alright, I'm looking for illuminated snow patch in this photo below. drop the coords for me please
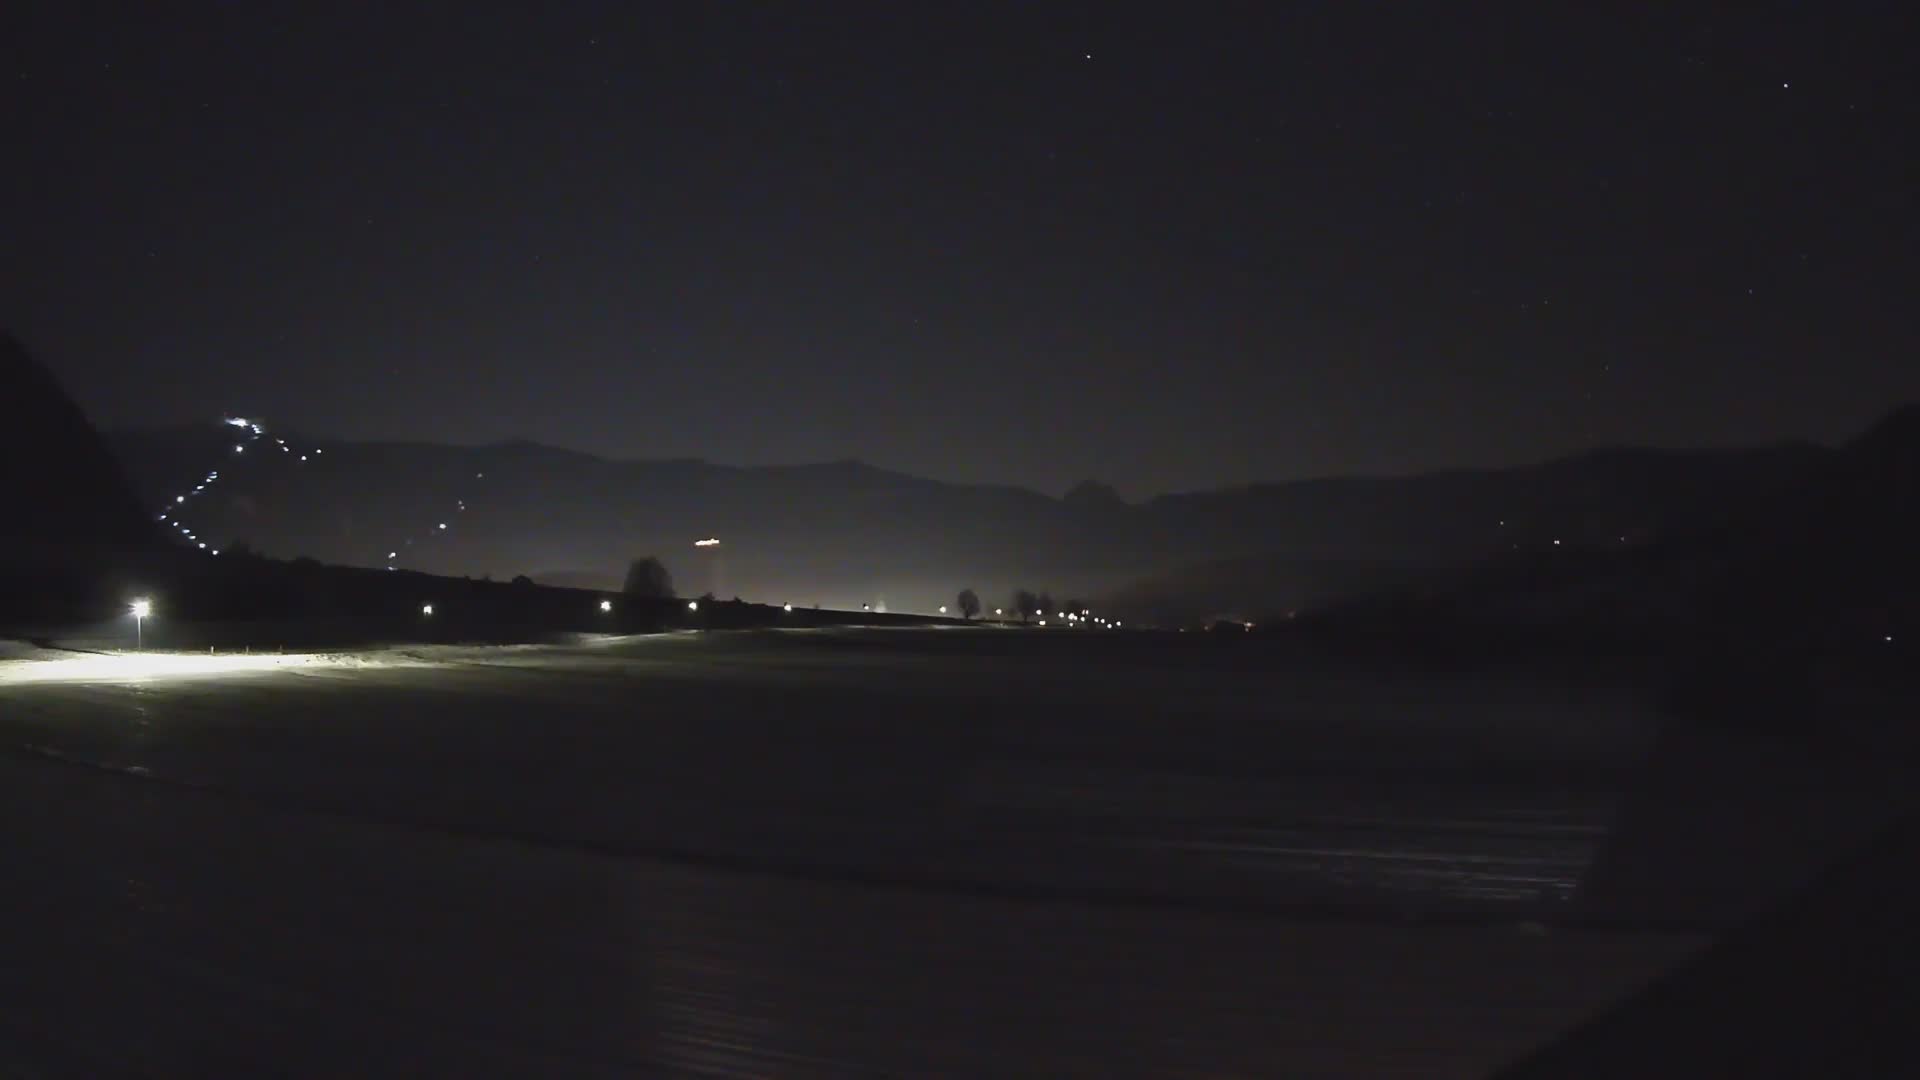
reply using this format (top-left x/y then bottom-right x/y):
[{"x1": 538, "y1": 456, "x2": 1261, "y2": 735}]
[{"x1": 0, "y1": 652, "x2": 341, "y2": 685}]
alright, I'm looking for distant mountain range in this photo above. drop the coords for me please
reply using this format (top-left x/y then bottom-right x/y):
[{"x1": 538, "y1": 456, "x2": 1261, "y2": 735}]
[
  {"x1": 103, "y1": 421, "x2": 1849, "y2": 619},
  {"x1": 1301, "y1": 403, "x2": 1920, "y2": 657}
]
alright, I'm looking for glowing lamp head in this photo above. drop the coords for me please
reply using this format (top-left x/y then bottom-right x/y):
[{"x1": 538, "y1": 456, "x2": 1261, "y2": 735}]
[
  {"x1": 129, "y1": 599, "x2": 152, "y2": 619},
  {"x1": 421, "y1": 603, "x2": 434, "y2": 616},
  {"x1": 783, "y1": 603, "x2": 793, "y2": 612},
  {"x1": 687, "y1": 600, "x2": 699, "y2": 612},
  {"x1": 599, "y1": 599, "x2": 613, "y2": 612},
  {"x1": 938, "y1": 605, "x2": 947, "y2": 614}
]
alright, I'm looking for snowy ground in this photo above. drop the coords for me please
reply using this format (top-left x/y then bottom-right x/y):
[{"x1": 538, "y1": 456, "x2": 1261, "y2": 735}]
[
  {"x1": 0, "y1": 628, "x2": 1705, "y2": 1075},
  {"x1": 1, "y1": 629, "x2": 1658, "y2": 914}
]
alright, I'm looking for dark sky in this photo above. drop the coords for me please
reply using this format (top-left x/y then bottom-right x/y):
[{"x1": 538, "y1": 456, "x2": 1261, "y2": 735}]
[{"x1": 6, "y1": 2, "x2": 1915, "y2": 496}]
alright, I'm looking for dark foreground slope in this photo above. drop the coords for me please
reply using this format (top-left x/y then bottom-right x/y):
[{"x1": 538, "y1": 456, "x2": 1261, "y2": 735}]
[
  {"x1": 1500, "y1": 811, "x2": 1920, "y2": 1078},
  {"x1": 0, "y1": 333, "x2": 162, "y2": 618}
]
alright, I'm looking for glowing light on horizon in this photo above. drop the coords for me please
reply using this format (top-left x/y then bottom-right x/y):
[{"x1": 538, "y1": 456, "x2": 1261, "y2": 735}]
[{"x1": 693, "y1": 537, "x2": 720, "y2": 547}]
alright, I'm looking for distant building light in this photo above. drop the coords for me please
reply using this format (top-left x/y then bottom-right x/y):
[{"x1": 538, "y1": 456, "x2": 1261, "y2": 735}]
[
  {"x1": 694, "y1": 537, "x2": 721, "y2": 547},
  {"x1": 599, "y1": 599, "x2": 613, "y2": 612},
  {"x1": 1552, "y1": 539, "x2": 1562, "y2": 546},
  {"x1": 1038, "y1": 619, "x2": 1047, "y2": 626},
  {"x1": 421, "y1": 603, "x2": 434, "y2": 616},
  {"x1": 234, "y1": 444, "x2": 244, "y2": 453}
]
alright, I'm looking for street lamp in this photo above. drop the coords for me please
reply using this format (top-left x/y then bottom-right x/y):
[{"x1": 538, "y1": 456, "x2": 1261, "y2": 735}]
[
  {"x1": 687, "y1": 600, "x2": 699, "y2": 612},
  {"x1": 421, "y1": 603, "x2": 434, "y2": 617},
  {"x1": 599, "y1": 599, "x2": 613, "y2": 613},
  {"x1": 938, "y1": 605, "x2": 948, "y2": 614},
  {"x1": 129, "y1": 598, "x2": 152, "y2": 651}
]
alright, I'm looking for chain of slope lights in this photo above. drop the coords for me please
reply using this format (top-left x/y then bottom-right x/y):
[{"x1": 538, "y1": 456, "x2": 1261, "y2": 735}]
[{"x1": 155, "y1": 417, "x2": 481, "y2": 571}]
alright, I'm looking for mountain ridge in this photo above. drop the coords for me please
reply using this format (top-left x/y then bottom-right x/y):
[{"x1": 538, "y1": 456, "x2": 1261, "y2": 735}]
[{"x1": 103, "y1": 417, "x2": 1865, "y2": 616}]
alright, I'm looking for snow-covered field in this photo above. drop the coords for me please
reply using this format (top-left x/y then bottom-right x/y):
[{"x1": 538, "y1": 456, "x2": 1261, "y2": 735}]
[
  {"x1": 1, "y1": 628, "x2": 1703, "y2": 1075},
  {"x1": 2, "y1": 628, "x2": 1656, "y2": 914}
]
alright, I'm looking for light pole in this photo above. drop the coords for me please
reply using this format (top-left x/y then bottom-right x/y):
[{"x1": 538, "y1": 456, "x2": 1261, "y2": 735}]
[{"x1": 129, "y1": 598, "x2": 152, "y2": 651}]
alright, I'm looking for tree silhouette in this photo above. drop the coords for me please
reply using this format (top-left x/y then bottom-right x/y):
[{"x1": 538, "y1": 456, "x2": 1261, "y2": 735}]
[
  {"x1": 1011, "y1": 589, "x2": 1039, "y2": 623},
  {"x1": 957, "y1": 587, "x2": 981, "y2": 620},
  {"x1": 623, "y1": 556, "x2": 674, "y2": 598},
  {"x1": 1037, "y1": 592, "x2": 1056, "y2": 618}
]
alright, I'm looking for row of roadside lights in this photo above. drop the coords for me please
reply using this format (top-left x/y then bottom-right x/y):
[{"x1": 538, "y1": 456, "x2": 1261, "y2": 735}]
[{"x1": 417, "y1": 599, "x2": 801, "y2": 618}]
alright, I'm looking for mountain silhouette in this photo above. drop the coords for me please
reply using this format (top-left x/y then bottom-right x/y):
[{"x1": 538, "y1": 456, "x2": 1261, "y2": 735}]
[
  {"x1": 1289, "y1": 403, "x2": 1918, "y2": 655},
  {"x1": 106, "y1": 420, "x2": 1839, "y2": 616}
]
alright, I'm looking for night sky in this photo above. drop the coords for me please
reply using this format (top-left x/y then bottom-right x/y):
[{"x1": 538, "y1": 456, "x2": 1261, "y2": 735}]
[{"x1": 7, "y1": 2, "x2": 1915, "y2": 496}]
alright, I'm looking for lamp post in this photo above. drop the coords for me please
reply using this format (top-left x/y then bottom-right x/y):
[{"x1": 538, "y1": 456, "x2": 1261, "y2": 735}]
[{"x1": 129, "y1": 598, "x2": 152, "y2": 651}]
